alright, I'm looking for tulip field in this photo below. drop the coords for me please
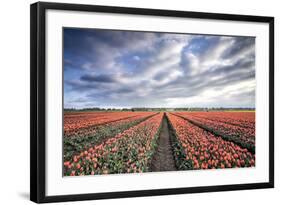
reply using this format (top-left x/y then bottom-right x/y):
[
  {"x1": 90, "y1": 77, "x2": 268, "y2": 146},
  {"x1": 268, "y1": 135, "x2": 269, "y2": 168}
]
[{"x1": 63, "y1": 111, "x2": 255, "y2": 176}]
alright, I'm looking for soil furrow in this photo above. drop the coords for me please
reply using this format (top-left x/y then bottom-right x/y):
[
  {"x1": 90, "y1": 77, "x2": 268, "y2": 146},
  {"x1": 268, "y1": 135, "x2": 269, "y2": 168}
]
[{"x1": 151, "y1": 114, "x2": 177, "y2": 172}]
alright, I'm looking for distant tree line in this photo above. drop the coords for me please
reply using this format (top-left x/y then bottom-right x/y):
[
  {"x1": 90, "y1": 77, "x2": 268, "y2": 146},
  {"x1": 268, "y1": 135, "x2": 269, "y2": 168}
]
[
  {"x1": 64, "y1": 107, "x2": 129, "y2": 112},
  {"x1": 64, "y1": 107, "x2": 255, "y2": 112},
  {"x1": 173, "y1": 107, "x2": 255, "y2": 111}
]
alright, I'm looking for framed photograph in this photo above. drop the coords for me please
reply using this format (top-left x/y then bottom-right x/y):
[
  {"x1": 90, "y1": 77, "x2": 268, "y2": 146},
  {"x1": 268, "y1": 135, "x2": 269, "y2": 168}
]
[{"x1": 30, "y1": 2, "x2": 274, "y2": 203}]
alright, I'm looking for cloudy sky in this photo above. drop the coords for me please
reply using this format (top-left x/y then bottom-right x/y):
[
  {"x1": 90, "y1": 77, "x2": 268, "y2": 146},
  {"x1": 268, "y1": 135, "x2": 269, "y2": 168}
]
[{"x1": 64, "y1": 28, "x2": 255, "y2": 109}]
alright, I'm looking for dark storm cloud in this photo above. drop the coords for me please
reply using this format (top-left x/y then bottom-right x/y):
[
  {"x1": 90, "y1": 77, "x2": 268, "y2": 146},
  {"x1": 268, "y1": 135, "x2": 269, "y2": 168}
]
[
  {"x1": 115, "y1": 87, "x2": 135, "y2": 94},
  {"x1": 80, "y1": 74, "x2": 117, "y2": 83},
  {"x1": 64, "y1": 28, "x2": 158, "y2": 71},
  {"x1": 64, "y1": 28, "x2": 255, "y2": 108},
  {"x1": 65, "y1": 80, "x2": 104, "y2": 91}
]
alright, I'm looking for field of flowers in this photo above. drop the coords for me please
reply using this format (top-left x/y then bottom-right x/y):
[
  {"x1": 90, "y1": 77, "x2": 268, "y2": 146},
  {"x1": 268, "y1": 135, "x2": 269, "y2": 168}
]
[
  {"x1": 63, "y1": 110, "x2": 255, "y2": 176},
  {"x1": 174, "y1": 112, "x2": 255, "y2": 153},
  {"x1": 64, "y1": 111, "x2": 155, "y2": 136},
  {"x1": 186, "y1": 112, "x2": 255, "y2": 129},
  {"x1": 166, "y1": 113, "x2": 255, "y2": 170},
  {"x1": 64, "y1": 112, "x2": 157, "y2": 161},
  {"x1": 64, "y1": 113, "x2": 163, "y2": 176}
]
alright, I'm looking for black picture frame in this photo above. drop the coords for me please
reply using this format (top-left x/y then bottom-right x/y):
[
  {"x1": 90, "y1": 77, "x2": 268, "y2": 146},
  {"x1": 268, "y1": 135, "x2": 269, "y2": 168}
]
[{"x1": 30, "y1": 1, "x2": 274, "y2": 203}]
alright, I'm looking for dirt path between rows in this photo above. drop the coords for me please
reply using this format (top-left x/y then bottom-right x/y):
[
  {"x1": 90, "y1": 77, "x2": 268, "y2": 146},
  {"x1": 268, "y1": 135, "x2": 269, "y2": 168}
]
[{"x1": 151, "y1": 114, "x2": 177, "y2": 172}]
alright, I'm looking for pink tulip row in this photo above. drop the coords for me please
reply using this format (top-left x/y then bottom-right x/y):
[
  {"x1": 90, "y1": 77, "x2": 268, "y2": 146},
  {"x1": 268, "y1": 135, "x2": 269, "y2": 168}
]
[
  {"x1": 64, "y1": 111, "x2": 156, "y2": 134},
  {"x1": 167, "y1": 113, "x2": 255, "y2": 170},
  {"x1": 64, "y1": 112, "x2": 156, "y2": 138},
  {"x1": 186, "y1": 112, "x2": 255, "y2": 129},
  {"x1": 175, "y1": 112, "x2": 255, "y2": 147},
  {"x1": 64, "y1": 113, "x2": 164, "y2": 176}
]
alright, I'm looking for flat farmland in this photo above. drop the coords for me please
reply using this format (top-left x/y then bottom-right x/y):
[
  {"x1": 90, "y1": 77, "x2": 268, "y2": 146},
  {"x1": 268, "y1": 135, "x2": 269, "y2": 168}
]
[{"x1": 63, "y1": 111, "x2": 255, "y2": 176}]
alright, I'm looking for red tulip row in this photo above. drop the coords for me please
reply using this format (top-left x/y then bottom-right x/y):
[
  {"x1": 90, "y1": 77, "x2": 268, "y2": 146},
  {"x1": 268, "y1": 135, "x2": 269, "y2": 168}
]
[
  {"x1": 167, "y1": 113, "x2": 255, "y2": 170},
  {"x1": 186, "y1": 112, "x2": 255, "y2": 129},
  {"x1": 63, "y1": 112, "x2": 159, "y2": 161},
  {"x1": 64, "y1": 112, "x2": 156, "y2": 138},
  {"x1": 174, "y1": 112, "x2": 255, "y2": 152},
  {"x1": 64, "y1": 113, "x2": 164, "y2": 176},
  {"x1": 64, "y1": 111, "x2": 156, "y2": 134}
]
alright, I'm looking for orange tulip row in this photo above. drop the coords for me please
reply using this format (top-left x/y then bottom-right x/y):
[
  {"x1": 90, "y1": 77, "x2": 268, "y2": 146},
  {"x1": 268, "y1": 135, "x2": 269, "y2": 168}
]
[
  {"x1": 64, "y1": 113, "x2": 164, "y2": 176},
  {"x1": 64, "y1": 112, "x2": 156, "y2": 138},
  {"x1": 183, "y1": 111, "x2": 255, "y2": 129},
  {"x1": 175, "y1": 112, "x2": 255, "y2": 147},
  {"x1": 167, "y1": 113, "x2": 255, "y2": 170},
  {"x1": 64, "y1": 111, "x2": 156, "y2": 134}
]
